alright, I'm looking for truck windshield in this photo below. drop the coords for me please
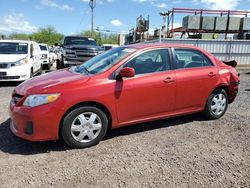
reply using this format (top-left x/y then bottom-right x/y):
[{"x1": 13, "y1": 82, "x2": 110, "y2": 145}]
[
  {"x1": 74, "y1": 47, "x2": 136, "y2": 75},
  {"x1": 64, "y1": 37, "x2": 97, "y2": 46},
  {"x1": 39, "y1": 45, "x2": 47, "y2": 51},
  {"x1": 0, "y1": 42, "x2": 28, "y2": 54}
]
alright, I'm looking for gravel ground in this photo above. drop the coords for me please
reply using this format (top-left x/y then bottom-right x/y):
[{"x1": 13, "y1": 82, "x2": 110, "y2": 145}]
[{"x1": 0, "y1": 70, "x2": 249, "y2": 188}]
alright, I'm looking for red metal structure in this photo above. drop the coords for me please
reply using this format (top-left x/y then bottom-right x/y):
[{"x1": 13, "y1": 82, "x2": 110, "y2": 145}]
[{"x1": 166, "y1": 8, "x2": 250, "y2": 38}]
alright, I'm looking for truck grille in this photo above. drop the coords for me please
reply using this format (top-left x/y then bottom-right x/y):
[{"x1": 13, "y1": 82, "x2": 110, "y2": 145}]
[{"x1": 76, "y1": 50, "x2": 98, "y2": 57}]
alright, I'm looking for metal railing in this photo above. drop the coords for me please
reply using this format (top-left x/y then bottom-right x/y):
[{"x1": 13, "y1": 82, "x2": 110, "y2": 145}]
[{"x1": 143, "y1": 38, "x2": 250, "y2": 65}]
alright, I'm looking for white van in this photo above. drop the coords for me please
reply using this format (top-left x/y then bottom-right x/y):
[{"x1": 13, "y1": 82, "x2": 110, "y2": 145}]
[{"x1": 0, "y1": 40, "x2": 42, "y2": 81}]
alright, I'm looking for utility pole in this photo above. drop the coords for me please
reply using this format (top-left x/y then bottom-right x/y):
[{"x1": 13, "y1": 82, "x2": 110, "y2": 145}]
[
  {"x1": 89, "y1": 0, "x2": 96, "y2": 36},
  {"x1": 160, "y1": 12, "x2": 169, "y2": 38}
]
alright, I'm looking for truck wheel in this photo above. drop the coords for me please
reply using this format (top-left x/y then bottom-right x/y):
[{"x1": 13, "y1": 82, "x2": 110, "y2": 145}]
[
  {"x1": 56, "y1": 60, "x2": 63, "y2": 70},
  {"x1": 61, "y1": 106, "x2": 108, "y2": 149}
]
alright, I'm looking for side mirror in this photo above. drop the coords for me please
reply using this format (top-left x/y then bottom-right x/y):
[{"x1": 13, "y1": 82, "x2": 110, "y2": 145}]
[{"x1": 117, "y1": 67, "x2": 135, "y2": 79}]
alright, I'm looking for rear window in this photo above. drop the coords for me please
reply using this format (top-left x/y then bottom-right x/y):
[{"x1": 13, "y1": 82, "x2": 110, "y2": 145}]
[{"x1": 174, "y1": 49, "x2": 213, "y2": 69}]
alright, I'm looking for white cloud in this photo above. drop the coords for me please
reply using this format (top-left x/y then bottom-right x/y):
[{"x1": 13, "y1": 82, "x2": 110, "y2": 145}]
[
  {"x1": 111, "y1": 19, "x2": 123, "y2": 26},
  {"x1": 40, "y1": 0, "x2": 73, "y2": 11},
  {"x1": 0, "y1": 13, "x2": 37, "y2": 33},
  {"x1": 199, "y1": 0, "x2": 239, "y2": 10},
  {"x1": 156, "y1": 3, "x2": 167, "y2": 8}
]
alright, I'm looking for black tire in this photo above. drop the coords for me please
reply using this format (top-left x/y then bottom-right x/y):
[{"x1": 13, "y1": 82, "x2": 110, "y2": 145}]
[
  {"x1": 203, "y1": 89, "x2": 228, "y2": 120},
  {"x1": 56, "y1": 59, "x2": 64, "y2": 70},
  {"x1": 42, "y1": 63, "x2": 51, "y2": 70},
  {"x1": 61, "y1": 106, "x2": 108, "y2": 149}
]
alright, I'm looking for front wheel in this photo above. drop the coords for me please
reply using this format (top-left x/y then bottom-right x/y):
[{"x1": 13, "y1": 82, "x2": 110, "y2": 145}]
[
  {"x1": 203, "y1": 89, "x2": 228, "y2": 120},
  {"x1": 61, "y1": 106, "x2": 108, "y2": 148}
]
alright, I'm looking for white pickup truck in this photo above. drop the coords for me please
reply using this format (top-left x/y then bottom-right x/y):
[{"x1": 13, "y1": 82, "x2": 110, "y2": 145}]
[
  {"x1": 0, "y1": 40, "x2": 42, "y2": 81},
  {"x1": 39, "y1": 43, "x2": 51, "y2": 69}
]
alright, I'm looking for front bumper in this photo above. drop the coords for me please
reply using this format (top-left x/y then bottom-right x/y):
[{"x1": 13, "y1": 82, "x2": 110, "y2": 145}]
[
  {"x1": 0, "y1": 64, "x2": 30, "y2": 81},
  {"x1": 229, "y1": 81, "x2": 239, "y2": 103},
  {"x1": 9, "y1": 101, "x2": 63, "y2": 141},
  {"x1": 41, "y1": 59, "x2": 49, "y2": 64}
]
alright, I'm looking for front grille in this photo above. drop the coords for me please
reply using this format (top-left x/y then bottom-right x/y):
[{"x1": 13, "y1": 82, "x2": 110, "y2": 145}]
[
  {"x1": 0, "y1": 76, "x2": 20, "y2": 80},
  {"x1": 0, "y1": 63, "x2": 8, "y2": 69},
  {"x1": 75, "y1": 50, "x2": 97, "y2": 58},
  {"x1": 12, "y1": 93, "x2": 24, "y2": 105},
  {"x1": 0, "y1": 72, "x2": 7, "y2": 76}
]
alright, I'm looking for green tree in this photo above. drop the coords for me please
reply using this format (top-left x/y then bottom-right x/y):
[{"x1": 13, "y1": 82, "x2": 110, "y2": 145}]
[
  {"x1": 8, "y1": 33, "x2": 31, "y2": 40},
  {"x1": 82, "y1": 31, "x2": 118, "y2": 45},
  {"x1": 82, "y1": 31, "x2": 102, "y2": 45},
  {"x1": 32, "y1": 26, "x2": 63, "y2": 46}
]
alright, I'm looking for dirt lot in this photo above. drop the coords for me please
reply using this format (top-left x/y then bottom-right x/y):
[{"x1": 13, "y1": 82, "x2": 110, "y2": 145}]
[{"x1": 0, "y1": 70, "x2": 249, "y2": 188}]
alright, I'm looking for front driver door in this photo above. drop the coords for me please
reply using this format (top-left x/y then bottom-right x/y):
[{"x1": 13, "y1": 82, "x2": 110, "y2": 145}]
[{"x1": 115, "y1": 48, "x2": 176, "y2": 124}]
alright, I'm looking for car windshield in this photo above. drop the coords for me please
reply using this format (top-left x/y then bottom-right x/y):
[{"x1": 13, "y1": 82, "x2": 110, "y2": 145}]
[
  {"x1": 0, "y1": 42, "x2": 28, "y2": 54},
  {"x1": 64, "y1": 37, "x2": 97, "y2": 46},
  {"x1": 39, "y1": 45, "x2": 47, "y2": 51},
  {"x1": 74, "y1": 47, "x2": 136, "y2": 75}
]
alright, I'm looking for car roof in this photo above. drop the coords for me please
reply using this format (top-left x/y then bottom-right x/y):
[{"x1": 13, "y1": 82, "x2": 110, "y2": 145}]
[
  {"x1": 126, "y1": 43, "x2": 201, "y2": 51},
  {"x1": 39, "y1": 43, "x2": 48, "y2": 46}
]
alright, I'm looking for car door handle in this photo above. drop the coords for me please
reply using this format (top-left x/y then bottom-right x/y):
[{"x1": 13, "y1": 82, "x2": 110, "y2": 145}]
[
  {"x1": 208, "y1": 72, "x2": 216, "y2": 77},
  {"x1": 163, "y1": 77, "x2": 175, "y2": 83}
]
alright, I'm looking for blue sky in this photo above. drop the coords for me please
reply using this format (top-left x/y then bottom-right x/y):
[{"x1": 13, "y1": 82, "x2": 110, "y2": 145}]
[{"x1": 0, "y1": 0, "x2": 250, "y2": 35}]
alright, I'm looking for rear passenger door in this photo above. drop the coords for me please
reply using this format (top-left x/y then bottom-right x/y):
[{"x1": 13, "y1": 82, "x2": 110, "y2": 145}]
[{"x1": 173, "y1": 48, "x2": 219, "y2": 111}]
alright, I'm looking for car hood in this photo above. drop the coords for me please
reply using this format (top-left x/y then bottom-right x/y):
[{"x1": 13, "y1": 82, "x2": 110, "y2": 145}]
[
  {"x1": 15, "y1": 69, "x2": 90, "y2": 95},
  {"x1": 0, "y1": 54, "x2": 27, "y2": 63}
]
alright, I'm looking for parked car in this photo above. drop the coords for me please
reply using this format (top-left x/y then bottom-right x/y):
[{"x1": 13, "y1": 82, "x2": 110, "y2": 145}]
[
  {"x1": 49, "y1": 47, "x2": 58, "y2": 65},
  {"x1": 9, "y1": 44, "x2": 240, "y2": 148},
  {"x1": 102, "y1": 44, "x2": 119, "y2": 51},
  {"x1": 56, "y1": 36, "x2": 104, "y2": 69},
  {"x1": 39, "y1": 43, "x2": 50, "y2": 70},
  {"x1": 0, "y1": 40, "x2": 42, "y2": 81}
]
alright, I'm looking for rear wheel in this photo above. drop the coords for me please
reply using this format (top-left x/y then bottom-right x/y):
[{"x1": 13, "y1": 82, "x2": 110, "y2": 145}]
[
  {"x1": 203, "y1": 89, "x2": 228, "y2": 120},
  {"x1": 61, "y1": 106, "x2": 108, "y2": 148}
]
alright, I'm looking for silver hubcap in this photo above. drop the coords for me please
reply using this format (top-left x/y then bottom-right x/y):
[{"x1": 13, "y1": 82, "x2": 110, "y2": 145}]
[
  {"x1": 71, "y1": 112, "x2": 102, "y2": 143},
  {"x1": 211, "y1": 93, "x2": 226, "y2": 116}
]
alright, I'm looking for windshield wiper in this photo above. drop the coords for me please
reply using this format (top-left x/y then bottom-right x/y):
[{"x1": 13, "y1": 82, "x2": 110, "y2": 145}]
[
  {"x1": 75, "y1": 65, "x2": 90, "y2": 74},
  {"x1": 82, "y1": 66, "x2": 90, "y2": 74}
]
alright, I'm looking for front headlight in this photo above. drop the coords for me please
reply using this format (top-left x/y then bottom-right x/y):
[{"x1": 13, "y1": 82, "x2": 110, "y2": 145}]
[
  {"x1": 15, "y1": 58, "x2": 28, "y2": 66},
  {"x1": 23, "y1": 93, "x2": 60, "y2": 107}
]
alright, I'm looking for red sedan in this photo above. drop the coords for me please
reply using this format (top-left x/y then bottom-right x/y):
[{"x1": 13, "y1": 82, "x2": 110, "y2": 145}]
[{"x1": 9, "y1": 44, "x2": 240, "y2": 148}]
